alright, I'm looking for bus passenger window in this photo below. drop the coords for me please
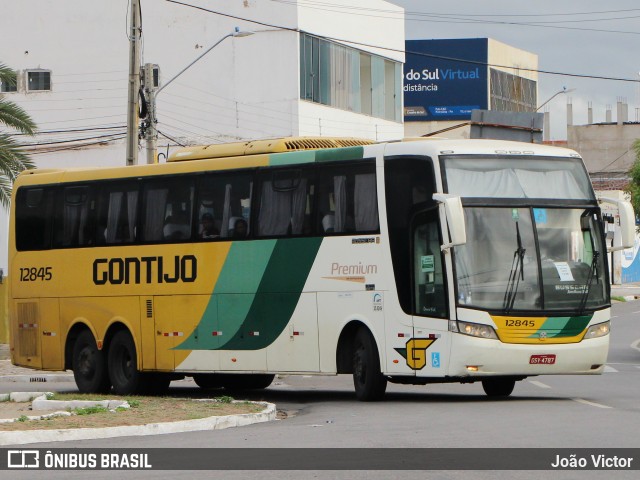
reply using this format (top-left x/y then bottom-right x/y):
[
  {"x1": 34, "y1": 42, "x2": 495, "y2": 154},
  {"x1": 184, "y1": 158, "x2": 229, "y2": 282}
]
[
  {"x1": 196, "y1": 173, "x2": 252, "y2": 240},
  {"x1": 317, "y1": 163, "x2": 378, "y2": 235},
  {"x1": 15, "y1": 187, "x2": 54, "y2": 251},
  {"x1": 141, "y1": 178, "x2": 194, "y2": 243},
  {"x1": 257, "y1": 168, "x2": 314, "y2": 237},
  {"x1": 97, "y1": 184, "x2": 139, "y2": 245},
  {"x1": 53, "y1": 186, "x2": 95, "y2": 248}
]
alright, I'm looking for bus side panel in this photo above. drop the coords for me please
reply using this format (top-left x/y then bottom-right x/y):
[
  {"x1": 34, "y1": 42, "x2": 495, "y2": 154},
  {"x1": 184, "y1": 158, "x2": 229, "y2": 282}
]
[
  {"x1": 11, "y1": 299, "x2": 43, "y2": 369},
  {"x1": 412, "y1": 319, "x2": 452, "y2": 378},
  {"x1": 317, "y1": 291, "x2": 386, "y2": 373},
  {"x1": 59, "y1": 296, "x2": 141, "y2": 362},
  {"x1": 382, "y1": 303, "x2": 416, "y2": 375},
  {"x1": 40, "y1": 298, "x2": 63, "y2": 370},
  {"x1": 266, "y1": 292, "x2": 319, "y2": 372},
  {"x1": 154, "y1": 295, "x2": 208, "y2": 371},
  {"x1": 139, "y1": 296, "x2": 156, "y2": 370}
]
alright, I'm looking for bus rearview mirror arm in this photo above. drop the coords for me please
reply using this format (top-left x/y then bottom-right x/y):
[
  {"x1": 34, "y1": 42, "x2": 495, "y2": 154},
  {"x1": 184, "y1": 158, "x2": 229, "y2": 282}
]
[{"x1": 433, "y1": 194, "x2": 467, "y2": 251}]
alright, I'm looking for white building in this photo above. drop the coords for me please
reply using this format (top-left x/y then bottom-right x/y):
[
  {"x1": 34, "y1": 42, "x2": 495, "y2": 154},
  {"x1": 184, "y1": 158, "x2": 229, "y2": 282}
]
[{"x1": 0, "y1": 0, "x2": 406, "y2": 271}]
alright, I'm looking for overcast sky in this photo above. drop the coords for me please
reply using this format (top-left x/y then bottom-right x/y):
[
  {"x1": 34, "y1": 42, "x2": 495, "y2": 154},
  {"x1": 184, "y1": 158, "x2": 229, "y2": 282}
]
[{"x1": 391, "y1": 0, "x2": 640, "y2": 139}]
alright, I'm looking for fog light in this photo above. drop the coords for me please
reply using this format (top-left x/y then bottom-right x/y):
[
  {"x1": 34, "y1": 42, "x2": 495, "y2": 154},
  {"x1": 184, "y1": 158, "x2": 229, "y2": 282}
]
[{"x1": 466, "y1": 366, "x2": 479, "y2": 372}]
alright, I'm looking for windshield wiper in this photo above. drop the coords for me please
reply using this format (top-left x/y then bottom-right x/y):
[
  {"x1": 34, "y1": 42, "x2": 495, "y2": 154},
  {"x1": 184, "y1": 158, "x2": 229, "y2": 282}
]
[
  {"x1": 503, "y1": 222, "x2": 526, "y2": 313},
  {"x1": 578, "y1": 251, "x2": 600, "y2": 314}
]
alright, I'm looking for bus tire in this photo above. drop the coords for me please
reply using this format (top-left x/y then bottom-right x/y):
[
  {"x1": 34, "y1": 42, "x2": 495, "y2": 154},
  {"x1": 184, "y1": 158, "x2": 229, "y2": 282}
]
[
  {"x1": 352, "y1": 327, "x2": 387, "y2": 401},
  {"x1": 107, "y1": 330, "x2": 146, "y2": 395},
  {"x1": 482, "y1": 378, "x2": 516, "y2": 397},
  {"x1": 221, "y1": 374, "x2": 275, "y2": 391},
  {"x1": 193, "y1": 374, "x2": 224, "y2": 390},
  {"x1": 72, "y1": 330, "x2": 111, "y2": 394}
]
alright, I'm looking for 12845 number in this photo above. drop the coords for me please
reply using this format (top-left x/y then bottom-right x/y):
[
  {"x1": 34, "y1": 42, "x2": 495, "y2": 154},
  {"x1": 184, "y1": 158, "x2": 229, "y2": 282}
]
[{"x1": 19, "y1": 267, "x2": 53, "y2": 282}]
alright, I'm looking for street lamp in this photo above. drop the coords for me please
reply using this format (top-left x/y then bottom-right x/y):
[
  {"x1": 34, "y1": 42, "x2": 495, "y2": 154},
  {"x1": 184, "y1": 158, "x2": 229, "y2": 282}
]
[
  {"x1": 143, "y1": 27, "x2": 254, "y2": 164},
  {"x1": 536, "y1": 86, "x2": 575, "y2": 112}
]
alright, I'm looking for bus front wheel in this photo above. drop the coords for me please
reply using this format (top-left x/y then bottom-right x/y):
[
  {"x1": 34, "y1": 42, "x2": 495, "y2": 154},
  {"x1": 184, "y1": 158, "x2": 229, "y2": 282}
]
[
  {"x1": 72, "y1": 330, "x2": 110, "y2": 394},
  {"x1": 352, "y1": 328, "x2": 387, "y2": 401},
  {"x1": 482, "y1": 378, "x2": 516, "y2": 397},
  {"x1": 108, "y1": 330, "x2": 146, "y2": 395}
]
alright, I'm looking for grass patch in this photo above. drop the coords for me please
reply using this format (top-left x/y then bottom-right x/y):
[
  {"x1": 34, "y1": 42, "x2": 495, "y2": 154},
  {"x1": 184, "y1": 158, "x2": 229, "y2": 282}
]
[
  {"x1": 0, "y1": 394, "x2": 264, "y2": 432},
  {"x1": 611, "y1": 295, "x2": 626, "y2": 302},
  {"x1": 73, "y1": 406, "x2": 109, "y2": 415}
]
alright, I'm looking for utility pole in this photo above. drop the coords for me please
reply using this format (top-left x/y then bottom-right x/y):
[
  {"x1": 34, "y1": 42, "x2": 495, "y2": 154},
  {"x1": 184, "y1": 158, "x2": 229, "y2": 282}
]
[
  {"x1": 125, "y1": 0, "x2": 142, "y2": 166},
  {"x1": 143, "y1": 63, "x2": 158, "y2": 164},
  {"x1": 144, "y1": 28, "x2": 254, "y2": 164}
]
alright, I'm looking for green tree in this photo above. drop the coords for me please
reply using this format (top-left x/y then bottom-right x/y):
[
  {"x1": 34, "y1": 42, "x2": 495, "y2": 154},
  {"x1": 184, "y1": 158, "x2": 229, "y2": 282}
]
[
  {"x1": 0, "y1": 63, "x2": 36, "y2": 209},
  {"x1": 625, "y1": 139, "x2": 640, "y2": 216}
]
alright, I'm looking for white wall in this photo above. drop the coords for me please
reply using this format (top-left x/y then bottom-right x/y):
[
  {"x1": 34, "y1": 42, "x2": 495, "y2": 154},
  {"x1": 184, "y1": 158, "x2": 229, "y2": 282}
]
[{"x1": 1, "y1": 0, "x2": 405, "y2": 271}]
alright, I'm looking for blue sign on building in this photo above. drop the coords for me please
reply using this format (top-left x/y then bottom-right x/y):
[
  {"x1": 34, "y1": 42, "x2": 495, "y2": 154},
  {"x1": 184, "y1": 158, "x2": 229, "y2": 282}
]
[{"x1": 404, "y1": 39, "x2": 488, "y2": 122}]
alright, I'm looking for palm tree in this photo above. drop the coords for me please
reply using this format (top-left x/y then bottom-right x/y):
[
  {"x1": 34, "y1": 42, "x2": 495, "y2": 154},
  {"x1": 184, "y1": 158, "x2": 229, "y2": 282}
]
[{"x1": 0, "y1": 62, "x2": 36, "y2": 209}]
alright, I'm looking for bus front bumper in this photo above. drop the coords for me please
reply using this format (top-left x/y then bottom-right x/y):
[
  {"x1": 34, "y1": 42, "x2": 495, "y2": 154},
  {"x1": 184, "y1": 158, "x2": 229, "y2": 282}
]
[{"x1": 447, "y1": 333, "x2": 609, "y2": 377}]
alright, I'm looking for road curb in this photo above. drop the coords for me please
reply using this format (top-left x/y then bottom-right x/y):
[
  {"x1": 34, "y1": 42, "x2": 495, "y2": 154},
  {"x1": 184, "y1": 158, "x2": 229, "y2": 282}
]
[{"x1": 0, "y1": 401, "x2": 276, "y2": 446}]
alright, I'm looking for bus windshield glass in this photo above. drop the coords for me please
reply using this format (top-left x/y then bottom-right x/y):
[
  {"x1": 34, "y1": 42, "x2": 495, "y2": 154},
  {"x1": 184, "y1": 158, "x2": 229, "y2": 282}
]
[
  {"x1": 454, "y1": 207, "x2": 608, "y2": 312},
  {"x1": 443, "y1": 156, "x2": 594, "y2": 200}
]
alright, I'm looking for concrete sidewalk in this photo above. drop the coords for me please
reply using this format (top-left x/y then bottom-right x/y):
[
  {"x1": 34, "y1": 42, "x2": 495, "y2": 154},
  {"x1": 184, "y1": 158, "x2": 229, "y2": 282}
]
[{"x1": 611, "y1": 283, "x2": 640, "y2": 301}]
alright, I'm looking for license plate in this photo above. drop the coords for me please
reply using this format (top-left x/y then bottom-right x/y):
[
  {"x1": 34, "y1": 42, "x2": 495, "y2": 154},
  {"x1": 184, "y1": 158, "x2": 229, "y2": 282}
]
[{"x1": 530, "y1": 354, "x2": 556, "y2": 365}]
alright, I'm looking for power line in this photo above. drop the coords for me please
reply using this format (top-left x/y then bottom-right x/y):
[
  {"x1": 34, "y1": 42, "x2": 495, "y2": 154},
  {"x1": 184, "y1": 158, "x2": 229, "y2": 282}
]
[
  {"x1": 274, "y1": 1, "x2": 640, "y2": 19},
  {"x1": 166, "y1": 0, "x2": 640, "y2": 83},
  {"x1": 272, "y1": 0, "x2": 640, "y2": 33}
]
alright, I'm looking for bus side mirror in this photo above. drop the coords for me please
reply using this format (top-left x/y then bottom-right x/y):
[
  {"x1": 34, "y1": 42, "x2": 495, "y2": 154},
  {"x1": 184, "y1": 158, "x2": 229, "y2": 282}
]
[
  {"x1": 433, "y1": 194, "x2": 467, "y2": 250},
  {"x1": 617, "y1": 200, "x2": 635, "y2": 249},
  {"x1": 598, "y1": 196, "x2": 636, "y2": 251}
]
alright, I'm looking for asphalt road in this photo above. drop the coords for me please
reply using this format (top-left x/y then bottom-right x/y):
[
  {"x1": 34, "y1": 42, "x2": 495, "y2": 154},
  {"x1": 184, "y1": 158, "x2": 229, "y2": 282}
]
[{"x1": 2, "y1": 302, "x2": 639, "y2": 479}]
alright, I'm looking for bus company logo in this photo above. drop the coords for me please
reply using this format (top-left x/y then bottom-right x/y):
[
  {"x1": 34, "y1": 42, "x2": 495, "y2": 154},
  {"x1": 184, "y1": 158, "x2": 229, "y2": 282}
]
[
  {"x1": 394, "y1": 336, "x2": 440, "y2": 370},
  {"x1": 93, "y1": 255, "x2": 197, "y2": 285},
  {"x1": 8, "y1": 450, "x2": 39, "y2": 468}
]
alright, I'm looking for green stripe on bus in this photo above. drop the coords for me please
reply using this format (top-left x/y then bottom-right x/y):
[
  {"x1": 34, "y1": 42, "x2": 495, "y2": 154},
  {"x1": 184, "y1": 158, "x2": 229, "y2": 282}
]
[
  {"x1": 269, "y1": 150, "x2": 316, "y2": 166},
  {"x1": 530, "y1": 315, "x2": 592, "y2": 339},
  {"x1": 219, "y1": 237, "x2": 322, "y2": 350},
  {"x1": 176, "y1": 237, "x2": 322, "y2": 351},
  {"x1": 176, "y1": 241, "x2": 276, "y2": 350},
  {"x1": 315, "y1": 146, "x2": 364, "y2": 163}
]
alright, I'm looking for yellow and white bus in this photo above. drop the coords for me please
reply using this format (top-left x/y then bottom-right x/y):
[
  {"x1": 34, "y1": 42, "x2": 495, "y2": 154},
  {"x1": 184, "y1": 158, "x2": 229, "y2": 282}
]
[{"x1": 8, "y1": 137, "x2": 634, "y2": 400}]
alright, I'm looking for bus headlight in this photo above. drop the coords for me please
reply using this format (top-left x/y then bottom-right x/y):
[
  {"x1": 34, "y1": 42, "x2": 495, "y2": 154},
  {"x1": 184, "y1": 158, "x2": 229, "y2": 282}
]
[
  {"x1": 584, "y1": 321, "x2": 610, "y2": 339},
  {"x1": 457, "y1": 321, "x2": 498, "y2": 340}
]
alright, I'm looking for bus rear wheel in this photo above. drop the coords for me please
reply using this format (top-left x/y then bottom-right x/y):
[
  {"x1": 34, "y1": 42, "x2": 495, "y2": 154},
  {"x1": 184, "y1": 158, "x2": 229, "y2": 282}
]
[
  {"x1": 352, "y1": 328, "x2": 387, "y2": 401},
  {"x1": 72, "y1": 330, "x2": 110, "y2": 394},
  {"x1": 482, "y1": 378, "x2": 516, "y2": 397},
  {"x1": 108, "y1": 330, "x2": 147, "y2": 395}
]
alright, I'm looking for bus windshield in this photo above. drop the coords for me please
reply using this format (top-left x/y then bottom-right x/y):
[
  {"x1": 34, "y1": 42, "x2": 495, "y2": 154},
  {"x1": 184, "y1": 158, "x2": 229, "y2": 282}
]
[
  {"x1": 454, "y1": 207, "x2": 608, "y2": 312},
  {"x1": 443, "y1": 156, "x2": 594, "y2": 200}
]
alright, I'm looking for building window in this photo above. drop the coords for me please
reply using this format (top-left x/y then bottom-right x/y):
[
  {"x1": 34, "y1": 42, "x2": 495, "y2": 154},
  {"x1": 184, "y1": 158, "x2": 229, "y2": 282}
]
[
  {"x1": 0, "y1": 78, "x2": 18, "y2": 93},
  {"x1": 300, "y1": 33, "x2": 401, "y2": 122},
  {"x1": 27, "y1": 70, "x2": 51, "y2": 91}
]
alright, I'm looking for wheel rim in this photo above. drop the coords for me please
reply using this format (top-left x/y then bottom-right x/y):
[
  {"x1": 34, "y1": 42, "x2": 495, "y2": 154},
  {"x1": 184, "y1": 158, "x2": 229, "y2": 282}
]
[
  {"x1": 115, "y1": 345, "x2": 134, "y2": 383},
  {"x1": 78, "y1": 346, "x2": 95, "y2": 378}
]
